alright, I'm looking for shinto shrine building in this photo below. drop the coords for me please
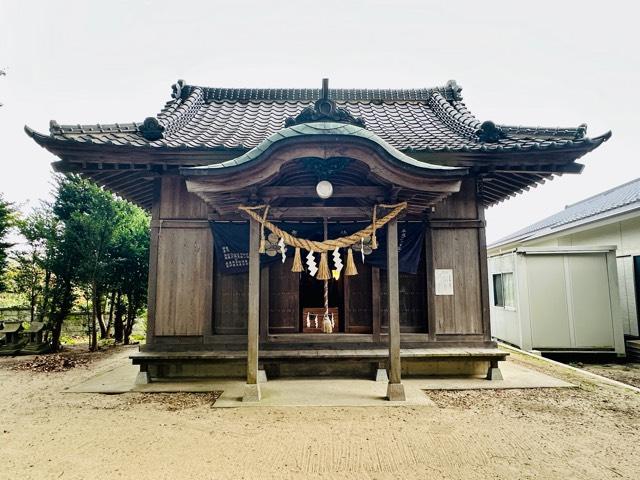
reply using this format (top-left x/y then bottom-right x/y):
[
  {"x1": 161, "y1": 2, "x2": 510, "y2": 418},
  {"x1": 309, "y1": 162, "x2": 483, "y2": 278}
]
[{"x1": 26, "y1": 79, "x2": 610, "y2": 401}]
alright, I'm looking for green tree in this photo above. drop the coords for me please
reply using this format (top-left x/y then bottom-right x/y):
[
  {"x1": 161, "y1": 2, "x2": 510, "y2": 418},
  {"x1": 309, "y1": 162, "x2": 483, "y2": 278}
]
[
  {"x1": 59, "y1": 178, "x2": 119, "y2": 348},
  {"x1": 0, "y1": 194, "x2": 16, "y2": 292},
  {"x1": 13, "y1": 175, "x2": 150, "y2": 351},
  {"x1": 11, "y1": 251, "x2": 44, "y2": 321},
  {"x1": 108, "y1": 203, "x2": 149, "y2": 344}
]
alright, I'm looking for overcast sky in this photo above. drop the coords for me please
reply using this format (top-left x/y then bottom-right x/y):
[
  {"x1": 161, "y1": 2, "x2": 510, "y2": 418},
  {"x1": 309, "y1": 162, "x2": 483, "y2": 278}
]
[{"x1": 1, "y1": 0, "x2": 637, "y2": 242}]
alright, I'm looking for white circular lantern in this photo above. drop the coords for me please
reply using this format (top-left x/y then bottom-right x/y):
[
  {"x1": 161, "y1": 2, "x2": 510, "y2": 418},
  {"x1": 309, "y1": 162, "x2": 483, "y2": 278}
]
[{"x1": 316, "y1": 180, "x2": 333, "y2": 199}]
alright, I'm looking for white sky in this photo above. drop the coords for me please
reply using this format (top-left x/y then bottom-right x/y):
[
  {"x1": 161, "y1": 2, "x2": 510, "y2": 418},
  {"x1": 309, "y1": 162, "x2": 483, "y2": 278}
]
[{"x1": 1, "y1": 0, "x2": 637, "y2": 243}]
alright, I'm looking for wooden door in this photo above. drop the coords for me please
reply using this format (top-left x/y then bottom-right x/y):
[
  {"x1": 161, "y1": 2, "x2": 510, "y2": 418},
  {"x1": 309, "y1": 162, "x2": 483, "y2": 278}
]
[
  {"x1": 268, "y1": 258, "x2": 300, "y2": 333},
  {"x1": 380, "y1": 255, "x2": 427, "y2": 333},
  {"x1": 213, "y1": 270, "x2": 248, "y2": 334},
  {"x1": 344, "y1": 264, "x2": 373, "y2": 333}
]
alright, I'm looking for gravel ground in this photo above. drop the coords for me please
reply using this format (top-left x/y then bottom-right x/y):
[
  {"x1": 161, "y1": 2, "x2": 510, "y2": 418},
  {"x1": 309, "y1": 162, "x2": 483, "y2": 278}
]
[{"x1": 572, "y1": 362, "x2": 640, "y2": 389}]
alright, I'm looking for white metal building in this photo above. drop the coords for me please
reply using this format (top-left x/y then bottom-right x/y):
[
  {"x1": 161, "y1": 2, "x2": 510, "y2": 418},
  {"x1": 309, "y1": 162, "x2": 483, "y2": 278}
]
[
  {"x1": 488, "y1": 246, "x2": 625, "y2": 355},
  {"x1": 488, "y1": 178, "x2": 640, "y2": 355}
]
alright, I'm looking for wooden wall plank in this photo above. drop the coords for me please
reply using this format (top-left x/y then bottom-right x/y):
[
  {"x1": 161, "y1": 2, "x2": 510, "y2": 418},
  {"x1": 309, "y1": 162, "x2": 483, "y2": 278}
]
[
  {"x1": 268, "y1": 258, "x2": 300, "y2": 333},
  {"x1": 432, "y1": 228, "x2": 483, "y2": 334},
  {"x1": 159, "y1": 175, "x2": 208, "y2": 220},
  {"x1": 214, "y1": 271, "x2": 248, "y2": 334},
  {"x1": 430, "y1": 178, "x2": 477, "y2": 220},
  {"x1": 345, "y1": 264, "x2": 373, "y2": 333},
  {"x1": 154, "y1": 226, "x2": 213, "y2": 336}
]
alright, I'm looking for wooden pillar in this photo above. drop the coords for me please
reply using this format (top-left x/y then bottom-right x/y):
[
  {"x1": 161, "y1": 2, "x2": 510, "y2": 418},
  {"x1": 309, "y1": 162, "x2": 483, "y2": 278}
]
[
  {"x1": 145, "y1": 178, "x2": 162, "y2": 347},
  {"x1": 243, "y1": 217, "x2": 261, "y2": 401},
  {"x1": 386, "y1": 218, "x2": 406, "y2": 401}
]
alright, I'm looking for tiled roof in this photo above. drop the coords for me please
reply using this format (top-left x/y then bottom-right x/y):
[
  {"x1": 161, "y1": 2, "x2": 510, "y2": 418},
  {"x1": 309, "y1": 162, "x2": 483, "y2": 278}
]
[
  {"x1": 39, "y1": 80, "x2": 601, "y2": 153},
  {"x1": 492, "y1": 178, "x2": 640, "y2": 246},
  {"x1": 24, "y1": 79, "x2": 611, "y2": 211}
]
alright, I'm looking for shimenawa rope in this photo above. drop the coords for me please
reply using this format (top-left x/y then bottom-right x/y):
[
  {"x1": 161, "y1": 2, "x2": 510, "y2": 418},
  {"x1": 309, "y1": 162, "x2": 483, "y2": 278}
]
[{"x1": 238, "y1": 202, "x2": 407, "y2": 253}]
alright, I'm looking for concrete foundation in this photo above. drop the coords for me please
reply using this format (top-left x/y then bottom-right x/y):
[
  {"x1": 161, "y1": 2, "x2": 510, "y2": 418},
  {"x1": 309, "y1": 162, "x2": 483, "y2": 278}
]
[
  {"x1": 375, "y1": 368, "x2": 389, "y2": 382},
  {"x1": 487, "y1": 366, "x2": 504, "y2": 381},
  {"x1": 386, "y1": 382, "x2": 406, "y2": 401},
  {"x1": 135, "y1": 370, "x2": 150, "y2": 385},
  {"x1": 242, "y1": 383, "x2": 261, "y2": 402}
]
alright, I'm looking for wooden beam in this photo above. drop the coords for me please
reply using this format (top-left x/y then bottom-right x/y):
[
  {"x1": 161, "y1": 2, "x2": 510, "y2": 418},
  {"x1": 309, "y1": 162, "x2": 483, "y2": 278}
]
[
  {"x1": 258, "y1": 185, "x2": 388, "y2": 199},
  {"x1": 257, "y1": 184, "x2": 458, "y2": 199},
  {"x1": 124, "y1": 191, "x2": 154, "y2": 210},
  {"x1": 264, "y1": 206, "x2": 372, "y2": 219},
  {"x1": 115, "y1": 182, "x2": 153, "y2": 200},
  {"x1": 386, "y1": 218, "x2": 405, "y2": 401},
  {"x1": 243, "y1": 217, "x2": 261, "y2": 402},
  {"x1": 489, "y1": 175, "x2": 530, "y2": 194},
  {"x1": 429, "y1": 219, "x2": 486, "y2": 229},
  {"x1": 87, "y1": 171, "x2": 129, "y2": 182},
  {"x1": 101, "y1": 173, "x2": 152, "y2": 192}
]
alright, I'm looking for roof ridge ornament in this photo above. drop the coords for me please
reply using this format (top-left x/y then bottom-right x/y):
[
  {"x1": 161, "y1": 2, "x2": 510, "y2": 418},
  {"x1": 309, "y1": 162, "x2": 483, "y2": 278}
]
[
  {"x1": 49, "y1": 120, "x2": 61, "y2": 134},
  {"x1": 284, "y1": 78, "x2": 366, "y2": 128},
  {"x1": 171, "y1": 79, "x2": 187, "y2": 100},
  {"x1": 445, "y1": 80, "x2": 463, "y2": 101},
  {"x1": 139, "y1": 117, "x2": 165, "y2": 141},
  {"x1": 476, "y1": 120, "x2": 506, "y2": 143}
]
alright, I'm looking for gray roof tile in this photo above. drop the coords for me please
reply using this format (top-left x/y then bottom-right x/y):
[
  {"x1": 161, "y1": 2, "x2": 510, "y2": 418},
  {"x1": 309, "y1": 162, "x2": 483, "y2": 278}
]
[
  {"x1": 493, "y1": 178, "x2": 640, "y2": 246},
  {"x1": 42, "y1": 81, "x2": 596, "y2": 154}
]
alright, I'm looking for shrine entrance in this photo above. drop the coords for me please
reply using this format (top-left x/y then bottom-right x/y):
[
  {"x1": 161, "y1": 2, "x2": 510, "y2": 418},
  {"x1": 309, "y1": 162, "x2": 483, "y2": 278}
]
[
  {"x1": 264, "y1": 228, "x2": 428, "y2": 337},
  {"x1": 183, "y1": 84, "x2": 470, "y2": 401}
]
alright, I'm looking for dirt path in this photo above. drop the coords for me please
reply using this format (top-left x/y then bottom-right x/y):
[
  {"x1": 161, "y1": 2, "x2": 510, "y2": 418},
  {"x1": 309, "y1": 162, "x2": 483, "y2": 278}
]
[{"x1": 1, "y1": 347, "x2": 639, "y2": 480}]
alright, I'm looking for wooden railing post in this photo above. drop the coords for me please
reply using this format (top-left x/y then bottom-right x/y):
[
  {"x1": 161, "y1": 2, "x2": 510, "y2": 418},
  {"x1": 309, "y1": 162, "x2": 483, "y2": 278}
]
[
  {"x1": 386, "y1": 218, "x2": 406, "y2": 401},
  {"x1": 243, "y1": 217, "x2": 261, "y2": 401}
]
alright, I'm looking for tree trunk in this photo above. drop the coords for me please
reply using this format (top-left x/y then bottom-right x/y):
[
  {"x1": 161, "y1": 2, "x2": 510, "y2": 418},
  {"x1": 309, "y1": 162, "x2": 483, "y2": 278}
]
[
  {"x1": 124, "y1": 294, "x2": 136, "y2": 345},
  {"x1": 50, "y1": 278, "x2": 73, "y2": 352},
  {"x1": 106, "y1": 290, "x2": 116, "y2": 335},
  {"x1": 114, "y1": 291, "x2": 124, "y2": 343},
  {"x1": 51, "y1": 314, "x2": 63, "y2": 352},
  {"x1": 39, "y1": 269, "x2": 51, "y2": 323},
  {"x1": 94, "y1": 286, "x2": 108, "y2": 339},
  {"x1": 29, "y1": 290, "x2": 36, "y2": 323},
  {"x1": 89, "y1": 287, "x2": 98, "y2": 351}
]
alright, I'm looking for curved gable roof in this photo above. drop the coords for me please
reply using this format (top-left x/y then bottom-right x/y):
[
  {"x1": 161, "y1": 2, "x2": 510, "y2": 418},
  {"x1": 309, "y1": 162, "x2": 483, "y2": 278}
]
[{"x1": 182, "y1": 122, "x2": 464, "y2": 177}]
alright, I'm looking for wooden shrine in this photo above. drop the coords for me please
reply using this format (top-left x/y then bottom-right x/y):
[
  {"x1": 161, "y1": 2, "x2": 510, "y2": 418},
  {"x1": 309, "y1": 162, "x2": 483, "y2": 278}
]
[{"x1": 26, "y1": 78, "x2": 610, "y2": 400}]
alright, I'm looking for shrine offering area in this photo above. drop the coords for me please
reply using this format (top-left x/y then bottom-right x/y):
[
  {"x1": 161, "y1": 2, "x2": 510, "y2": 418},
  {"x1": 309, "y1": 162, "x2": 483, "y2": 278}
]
[{"x1": 1, "y1": 346, "x2": 639, "y2": 480}]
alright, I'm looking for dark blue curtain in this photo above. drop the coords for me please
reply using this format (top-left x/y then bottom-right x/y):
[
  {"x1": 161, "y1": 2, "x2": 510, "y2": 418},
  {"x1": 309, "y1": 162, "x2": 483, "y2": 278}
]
[{"x1": 210, "y1": 221, "x2": 425, "y2": 275}]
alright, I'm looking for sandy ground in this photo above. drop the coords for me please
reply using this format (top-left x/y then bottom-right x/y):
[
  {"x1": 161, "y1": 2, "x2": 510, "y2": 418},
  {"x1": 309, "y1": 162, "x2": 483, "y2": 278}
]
[{"x1": 1, "y1": 347, "x2": 639, "y2": 480}]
